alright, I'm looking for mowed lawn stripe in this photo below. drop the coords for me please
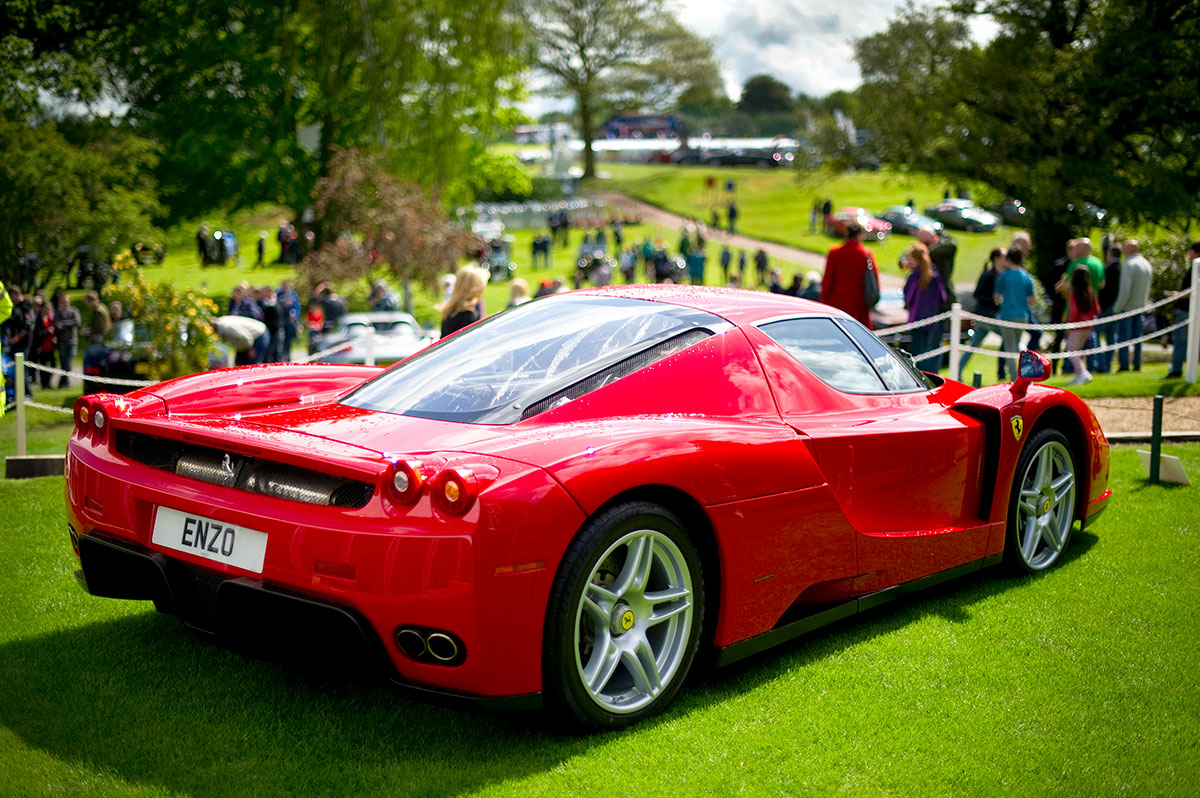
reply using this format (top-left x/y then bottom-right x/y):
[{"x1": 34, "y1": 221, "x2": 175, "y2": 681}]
[{"x1": 0, "y1": 444, "x2": 1195, "y2": 796}]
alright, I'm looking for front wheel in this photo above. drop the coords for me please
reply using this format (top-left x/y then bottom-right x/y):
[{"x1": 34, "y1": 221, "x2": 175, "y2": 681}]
[
  {"x1": 543, "y1": 502, "x2": 704, "y2": 729},
  {"x1": 1005, "y1": 428, "x2": 1078, "y2": 573}
]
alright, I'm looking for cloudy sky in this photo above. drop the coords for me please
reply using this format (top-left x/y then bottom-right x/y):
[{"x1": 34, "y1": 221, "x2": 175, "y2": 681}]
[
  {"x1": 675, "y1": 0, "x2": 998, "y2": 98},
  {"x1": 523, "y1": 1, "x2": 996, "y2": 115}
]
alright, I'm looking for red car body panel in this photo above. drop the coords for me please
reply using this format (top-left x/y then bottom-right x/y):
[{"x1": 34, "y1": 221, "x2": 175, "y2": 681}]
[{"x1": 64, "y1": 286, "x2": 1110, "y2": 702}]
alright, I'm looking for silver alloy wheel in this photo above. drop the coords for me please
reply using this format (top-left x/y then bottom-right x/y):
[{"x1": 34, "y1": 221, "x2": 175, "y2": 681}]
[
  {"x1": 1015, "y1": 440, "x2": 1076, "y2": 570},
  {"x1": 573, "y1": 528, "x2": 695, "y2": 714}
]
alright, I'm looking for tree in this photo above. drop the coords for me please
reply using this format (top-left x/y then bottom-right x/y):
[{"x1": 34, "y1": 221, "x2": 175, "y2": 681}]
[
  {"x1": 530, "y1": 0, "x2": 722, "y2": 177},
  {"x1": 2, "y1": 0, "x2": 528, "y2": 224},
  {"x1": 855, "y1": 0, "x2": 1200, "y2": 278},
  {"x1": 0, "y1": 118, "x2": 162, "y2": 289},
  {"x1": 736, "y1": 75, "x2": 795, "y2": 114},
  {"x1": 299, "y1": 150, "x2": 479, "y2": 313}
]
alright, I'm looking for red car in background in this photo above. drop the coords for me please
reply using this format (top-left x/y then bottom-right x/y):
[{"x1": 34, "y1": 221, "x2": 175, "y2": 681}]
[
  {"x1": 65, "y1": 286, "x2": 1110, "y2": 729},
  {"x1": 825, "y1": 207, "x2": 892, "y2": 240}
]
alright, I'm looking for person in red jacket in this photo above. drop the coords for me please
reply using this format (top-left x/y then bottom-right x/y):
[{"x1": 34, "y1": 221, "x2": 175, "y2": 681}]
[{"x1": 821, "y1": 224, "x2": 873, "y2": 328}]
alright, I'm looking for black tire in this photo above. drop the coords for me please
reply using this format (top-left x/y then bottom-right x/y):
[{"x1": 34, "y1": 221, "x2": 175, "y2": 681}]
[
  {"x1": 543, "y1": 501, "x2": 705, "y2": 730},
  {"x1": 1004, "y1": 428, "x2": 1079, "y2": 574}
]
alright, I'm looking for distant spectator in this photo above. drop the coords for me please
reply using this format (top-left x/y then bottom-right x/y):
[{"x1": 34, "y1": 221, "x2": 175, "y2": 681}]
[
  {"x1": 686, "y1": 246, "x2": 706, "y2": 286},
  {"x1": 108, "y1": 300, "x2": 123, "y2": 324},
  {"x1": 787, "y1": 272, "x2": 804, "y2": 297},
  {"x1": 507, "y1": 278, "x2": 532, "y2": 309},
  {"x1": 1066, "y1": 265, "x2": 1099, "y2": 385},
  {"x1": 994, "y1": 247, "x2": 1035, "y2": 377},
  {"x1": 768, "y1": 267, "x2": 786, "y2": 294},
  {"x1": 727, "y1": 200, "x2": 739, "y2": 235},
  {"x1": 820, "y1": 225, "x2": 873, "y2": 328},
  {"x1": 30, "y1": 295, "x2": 57, "y2": 389},
  {"x1": 440, "y1": 266, "x2": 487, "y2": 337},
  {"x1": 1112, "y1": 239, "x2": 1152, "y2": 372},
  {"x1": 256, "y1": 232, "x2": 267, "y2": 267},
  {"x1": 958, "y1": 248, "x2": 1006, "y2": 381},
  {"x1": 304, "y1": 300, "x2": 324, "y2": 355},
  {"x1": 917, "y1": 227, "x2": 958, "y2": 309},
  {"x1": 809, "y1": 201, "x2": 820, "y2": 233},
  {"x1": 277, "y1": 280, "x2": 300, "y2": 361},
  {"x1": 754, "y1": 248, "x2": 768, "y2": 288},
  {"x1": 257, "y1": 286, "x2": 283, "y2": 362},
  {"x1": 81, "y1": 291, "x2": 111, "y2": 346},
  {"x1": 902, "y1": 242, "x2": 947, "y2": 372},
  {"x1": 1094, "y1": 246, "x2": 1122, "y2": 373},
  {"x1": 719, "y1": 246, "x2": 732, "y2": 284},
  {"x1": 53, "y1": 293, "x2": 81, "y2": 387},
  {"x1": 800, "y1": 271, "x2": 821, "y2": 301},
  {"x1": 368, "y1": 279, "x2": 398, "y2": 311},
  {"x1": 319, "y1": 286, "x2": 346, "y2": 332}
]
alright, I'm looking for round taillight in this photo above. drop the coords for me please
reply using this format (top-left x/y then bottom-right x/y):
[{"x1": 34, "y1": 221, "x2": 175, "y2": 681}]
[
  {"x1": 79, "y1": 406, "x2": 90, "y2": 425},
  {"x1": 385, "y1": 458, "x2": 424, "y2": 506},
  {"x1": 93, "y1": 409, "x2": 106, "y2": 429},
  {"x1": 432, "y1": 468, "x2": 478, "y2": 516}
]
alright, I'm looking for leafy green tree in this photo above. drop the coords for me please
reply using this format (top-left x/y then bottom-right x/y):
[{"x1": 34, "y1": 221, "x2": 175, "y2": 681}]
[
  {"x1": 0, "y1": 118, "x2": 162, "y2": 288},
  {"x1": 855, "y1": 0, "x2": 1200, "y2": 278},
  {"x1": 736, "y1": 74, "x2": 795, "y2": 114},
  {"x1": 530, "y1": 0, "x2": 722, "y2": 177},
  {"x1": 2, "y1": 0, "x2": 527, "y2": 224}
]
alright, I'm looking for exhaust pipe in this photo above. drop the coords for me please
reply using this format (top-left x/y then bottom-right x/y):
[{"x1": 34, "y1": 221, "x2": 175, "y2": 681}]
[
  {"x1": 394, "y1": 628, "x2": 427, "y2": 660},
  {"x1": 426, "y1": 632, "x2": 459, "y2": 663}
]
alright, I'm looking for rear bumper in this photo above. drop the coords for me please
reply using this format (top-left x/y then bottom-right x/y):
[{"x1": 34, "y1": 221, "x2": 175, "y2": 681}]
[{"x1": 75, "y1": 532, "x2": 540, "y2": 710}]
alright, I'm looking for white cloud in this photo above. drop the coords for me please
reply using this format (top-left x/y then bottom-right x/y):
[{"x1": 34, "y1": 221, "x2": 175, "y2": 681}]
[{"x1": 676, "y1": 0, "x2": 995, "y2": 100}]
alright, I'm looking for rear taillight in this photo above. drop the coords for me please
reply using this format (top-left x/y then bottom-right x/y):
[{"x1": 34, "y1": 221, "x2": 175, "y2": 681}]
[
  {"x1": 74, "y1": 396, "x2": 111, "y2": 444},
  {"x1": 384, "y1": 458, "x2": 426, "y2": 507},
  {"x1": 431, "y1": 467, "x2": 479, "y2": 517}
]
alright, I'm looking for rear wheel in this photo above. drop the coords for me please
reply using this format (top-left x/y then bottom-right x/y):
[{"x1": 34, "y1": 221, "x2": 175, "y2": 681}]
[
  {"x1": 1006, "y1": 428, "x2": 1078, "y2": 573},
  {"x1": 544, "y1": 502, "x2": 703, "y2": 729}
]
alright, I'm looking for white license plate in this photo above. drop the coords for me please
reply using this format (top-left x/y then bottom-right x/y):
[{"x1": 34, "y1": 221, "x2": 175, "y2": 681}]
[{"x1": 151, "y1": 506, "x2": 268, "y2": 574}]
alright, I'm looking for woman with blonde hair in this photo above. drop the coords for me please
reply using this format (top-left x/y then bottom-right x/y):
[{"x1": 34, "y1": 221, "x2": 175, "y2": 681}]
[
  {"x1": 440, "y1": 265, "x2": 487, "y2": 337},
  {"x1": 902, "y1": 242, "x2": 947, "y2": 372},
  {"x1": 507, "y1": 277, "x2": 531, "y2": 309}
]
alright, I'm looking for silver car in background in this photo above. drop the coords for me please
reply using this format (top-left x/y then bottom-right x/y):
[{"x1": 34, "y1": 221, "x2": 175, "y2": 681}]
[{"x1": 314, "y1": 312, "x2": 438, "y2": 365}]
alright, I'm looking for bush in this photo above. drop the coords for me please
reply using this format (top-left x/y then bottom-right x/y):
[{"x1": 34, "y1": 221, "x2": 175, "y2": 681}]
[{"x1": 103, "y1": 253, "x2": 222, "y2": 380}]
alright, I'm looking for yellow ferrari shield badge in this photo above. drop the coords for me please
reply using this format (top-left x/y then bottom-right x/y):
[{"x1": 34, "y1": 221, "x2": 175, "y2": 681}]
[
  {"x1": 621, "y1": 610, "x2": 635, "y2": 631},
  {"x1": 1011, "y1": 416, "x2": 1024, "y2": 441}
]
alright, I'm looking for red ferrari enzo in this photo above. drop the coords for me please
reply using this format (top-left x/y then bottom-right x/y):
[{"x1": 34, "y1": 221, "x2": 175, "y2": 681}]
[{"x1": 65, "y1": 286, "x2": 1111, "y2": 728}]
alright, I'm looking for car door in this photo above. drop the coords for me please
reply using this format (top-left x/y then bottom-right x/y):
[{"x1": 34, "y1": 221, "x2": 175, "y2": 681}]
[{"x1": 751, "y1": 316, "x2": 993, "y2": 594}]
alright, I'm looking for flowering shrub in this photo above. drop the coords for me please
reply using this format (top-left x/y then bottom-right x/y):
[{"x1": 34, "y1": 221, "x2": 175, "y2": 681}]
[{"x1": 103, "y1": 252, "x2": 222, "y2": 380}]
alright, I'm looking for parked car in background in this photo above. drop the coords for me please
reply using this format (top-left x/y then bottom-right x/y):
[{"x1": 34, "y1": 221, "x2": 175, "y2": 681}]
[
  {"x1": 990, "y1": 198, "x2": 1029, "y2": 227},
  {"x1": 314, "y1": 312, "x2": 436, "y2": 365},
  {"x1": 702, "y1": 148, "x2": 793, "y2": 167},
  {"x1": 924, "y1": 199, "x2": 1001, "y2": 233},
  {"x1": 82, "y1": 319, "x2": 153, "y2": 394},
  {"x1": 878, "y1": 206, "x2": 944, "y2": 236},
  {"x1": 825, "y1": 207, "x2": 892, "y2": 240}
]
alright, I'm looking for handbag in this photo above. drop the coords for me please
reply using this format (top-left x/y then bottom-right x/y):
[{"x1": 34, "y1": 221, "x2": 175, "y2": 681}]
[{"x1": 863, "y1": 252, "x2": 880, "y2": 308}]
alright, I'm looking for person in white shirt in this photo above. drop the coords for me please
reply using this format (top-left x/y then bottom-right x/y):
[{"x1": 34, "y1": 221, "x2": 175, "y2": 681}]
[{"x1": 1111, "y1": 240, "x2": 1153, "y2": 371}]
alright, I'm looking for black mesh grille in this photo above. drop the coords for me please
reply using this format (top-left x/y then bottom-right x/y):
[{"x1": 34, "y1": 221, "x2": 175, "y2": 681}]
[
  {"x1": 115, "y1": 431, "x2": 375, "y2": 509},
  {"x1": 522, "y1": 329, "x2": 712, "y2": 419}
]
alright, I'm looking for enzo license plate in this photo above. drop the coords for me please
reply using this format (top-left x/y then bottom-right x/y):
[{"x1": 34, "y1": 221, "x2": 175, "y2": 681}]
[{"x1": 151, "y1": 506, "x2": 268, "y2": 573}]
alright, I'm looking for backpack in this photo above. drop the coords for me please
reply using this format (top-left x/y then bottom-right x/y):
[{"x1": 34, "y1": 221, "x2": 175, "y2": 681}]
[{"x1": 863, "y1": 252, "x2": 880, "y2": 308}]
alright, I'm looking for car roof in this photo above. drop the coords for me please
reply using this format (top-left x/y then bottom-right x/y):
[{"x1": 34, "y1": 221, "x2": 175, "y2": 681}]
[
  {"x1": 564, "y1": 284, "x2": 851, "y2": 328},
  {"x1": 340, "y1": 312, "x2": 419, "y2": 324}
]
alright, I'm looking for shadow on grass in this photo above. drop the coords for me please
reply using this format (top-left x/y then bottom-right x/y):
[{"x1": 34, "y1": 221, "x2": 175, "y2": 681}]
[
  {"x1": 689, "y1": 530, "x2": 1099, "y2": 700},
  {"x1": 0, "y1": 533, "x2": 1099, "y2": 794}
]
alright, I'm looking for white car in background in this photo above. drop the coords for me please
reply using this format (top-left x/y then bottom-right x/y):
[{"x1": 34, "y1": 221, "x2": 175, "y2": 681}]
[{"x1": 314, "y1": 312, "x2": 437, "y2": 365}]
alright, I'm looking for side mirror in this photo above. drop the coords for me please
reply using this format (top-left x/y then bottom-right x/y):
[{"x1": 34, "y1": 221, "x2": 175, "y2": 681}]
[{"x1": 1010, "y1": 350, "x2": 1050, "y2": 398}]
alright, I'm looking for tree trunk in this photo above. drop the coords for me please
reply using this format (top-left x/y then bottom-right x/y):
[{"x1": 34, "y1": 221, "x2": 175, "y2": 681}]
[{"x1": 579, "y1": 92, "x2": 596, "y2": 179}]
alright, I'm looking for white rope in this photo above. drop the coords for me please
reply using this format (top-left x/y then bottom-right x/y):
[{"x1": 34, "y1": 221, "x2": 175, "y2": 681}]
[
  {"x1": 295, "y1": 341, "x2": 355, "y2": 364},
  {"x1": 18, "y1": 360, "x2": 157, "y2": 387},
  {"x1": 874, "y1": 309, "x2": 954, "y2": 337},
  {"x1": 958, "y1": 318, "x2": 1188, "y2": 361},
  {"x1": 961, "y1": 290, "x2": 1189, "y2": 333},
  {"x1": 22, "y1": 399, "x2": 73, "y2": 415}
]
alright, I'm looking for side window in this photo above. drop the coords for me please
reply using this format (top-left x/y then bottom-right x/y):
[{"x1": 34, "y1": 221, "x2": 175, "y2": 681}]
[
  {"x1": 759, "y1": 318, "x2": 886, "y2": 393},
  {"x1": 839, "y1": 320, "x2": 929, "y2": 391}
]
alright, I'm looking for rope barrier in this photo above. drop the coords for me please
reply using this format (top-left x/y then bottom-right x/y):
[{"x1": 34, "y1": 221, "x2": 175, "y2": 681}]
[
  {"x1": 959, "y1": 290, "x2": 1190, "y2": 333},
  {"x1": 18, "y1": 360, "x2": 157, "y2": 387},
  {"x1": 955, "y1": 318, "x2": 1188, "y2": 361},
  {"x1": 21, "y1": 399, "x2": 73, "y2": 415}
]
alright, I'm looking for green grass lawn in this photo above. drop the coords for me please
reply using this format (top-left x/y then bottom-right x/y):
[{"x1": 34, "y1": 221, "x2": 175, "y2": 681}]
[
  {"x1": 592, "y1": 163, "x2": 1061, "y2": 288},
  {"x1": 1, "y1": 444, "x2": 1197, "y2": 795}
]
